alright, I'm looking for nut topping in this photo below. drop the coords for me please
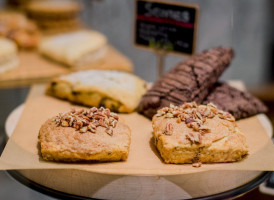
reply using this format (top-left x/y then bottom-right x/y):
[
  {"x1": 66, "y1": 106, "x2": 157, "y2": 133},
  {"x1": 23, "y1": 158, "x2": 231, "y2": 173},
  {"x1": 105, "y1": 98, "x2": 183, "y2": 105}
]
[
  {"x1": 199, "y1": 125, "x2": 211, "y2": 133},
  {"x1": 53, "y1": 107, "x2": 119, "y2": 136},
  {"x1": 192, "y1": 162, "x2": 202, "y2": 168},
  {"x1": 164, "y1": 123, "x2": 173, "y2": 135},
  {"x1": 156, "y1": 102, "x2": 235, "y2": 136},
  {"x1": 61, "y1": 120, "x2": 69, "y2": 127},
  {"x1": 105, "y1": 127, "x2": 113, "y2": 136},
  {"x1": 186, "y1": 132, "x2": 201, "y2": 144}
]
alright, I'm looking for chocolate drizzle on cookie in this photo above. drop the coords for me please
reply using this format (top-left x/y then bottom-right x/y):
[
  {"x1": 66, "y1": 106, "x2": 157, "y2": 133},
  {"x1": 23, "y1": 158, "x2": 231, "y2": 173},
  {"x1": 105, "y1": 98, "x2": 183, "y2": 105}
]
[{"x1": 52, "y1": 107, "x2": 119, "y2": 136}]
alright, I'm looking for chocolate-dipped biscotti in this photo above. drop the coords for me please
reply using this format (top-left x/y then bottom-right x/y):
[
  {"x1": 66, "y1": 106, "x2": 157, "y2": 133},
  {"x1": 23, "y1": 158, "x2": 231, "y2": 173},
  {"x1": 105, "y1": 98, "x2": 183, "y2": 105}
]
[
  {"x1": 138, "y1": 47, "x2": 234, "y2": 119},
  {"x1": 202, "y1": 82, "x2": 268, "y2": 120}
]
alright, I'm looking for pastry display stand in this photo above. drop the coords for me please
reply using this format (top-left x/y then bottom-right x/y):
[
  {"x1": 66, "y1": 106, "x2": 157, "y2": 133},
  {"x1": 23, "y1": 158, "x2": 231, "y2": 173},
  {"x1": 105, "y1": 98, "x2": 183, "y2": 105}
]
[{"x1": 4, "y1": 104, "x2": 273, "y2": 200}]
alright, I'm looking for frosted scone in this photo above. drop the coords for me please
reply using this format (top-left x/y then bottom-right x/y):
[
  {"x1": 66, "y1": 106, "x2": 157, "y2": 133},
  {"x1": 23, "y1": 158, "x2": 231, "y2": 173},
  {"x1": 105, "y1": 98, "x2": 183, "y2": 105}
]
[
  {"x1": 0, "y1": 38, "x2": 19, "y2": 74},
  {"x1": 47, "y1": 70, "x2": 147, "y2": 113},
  {"x1": 39, "y1": 30, "x2": 107, "y2": 68},
  {"x1": 39, "y1": 107, "x2": 131, "y2": 162},
  {"x1": 152, "y1": 102, "x2": 248, "y2": 166}
]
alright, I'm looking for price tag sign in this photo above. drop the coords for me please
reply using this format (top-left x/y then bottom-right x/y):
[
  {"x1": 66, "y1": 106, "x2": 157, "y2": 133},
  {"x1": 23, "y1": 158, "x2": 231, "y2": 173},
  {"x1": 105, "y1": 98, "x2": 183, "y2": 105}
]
[{"x1": 134, "y1": 0, "x2": 199, "y2": 55}]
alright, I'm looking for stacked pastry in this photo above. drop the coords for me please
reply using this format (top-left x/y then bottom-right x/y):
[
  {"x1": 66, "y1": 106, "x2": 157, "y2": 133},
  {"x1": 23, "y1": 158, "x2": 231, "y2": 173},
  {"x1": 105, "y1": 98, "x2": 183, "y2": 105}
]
[
  {"x1": 26, "y1": 0, "x2": 82, "y2": 33},
  {"x1": 0, "y1": 11, "x2": 40, "y2": 49},
  {"x1": 138, "y1": 47, "x2": 267, "y2": 120}
]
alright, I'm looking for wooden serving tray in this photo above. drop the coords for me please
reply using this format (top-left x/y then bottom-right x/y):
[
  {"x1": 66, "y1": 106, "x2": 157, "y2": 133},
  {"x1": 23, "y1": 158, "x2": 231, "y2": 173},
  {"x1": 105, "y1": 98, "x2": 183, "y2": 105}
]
[{"x1": 0, "y1": 46, "x2": 133, "y2": 88}]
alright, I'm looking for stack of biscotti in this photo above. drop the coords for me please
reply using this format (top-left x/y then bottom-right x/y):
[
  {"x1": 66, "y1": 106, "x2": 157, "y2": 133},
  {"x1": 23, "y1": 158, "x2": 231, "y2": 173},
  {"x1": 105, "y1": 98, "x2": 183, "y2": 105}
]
[
  {"x1": 26, "y1": 0, "x2": 82, "y2": 33},
  {"x1": 138, "y1": 47, "x2": 267, "y2": 120}
]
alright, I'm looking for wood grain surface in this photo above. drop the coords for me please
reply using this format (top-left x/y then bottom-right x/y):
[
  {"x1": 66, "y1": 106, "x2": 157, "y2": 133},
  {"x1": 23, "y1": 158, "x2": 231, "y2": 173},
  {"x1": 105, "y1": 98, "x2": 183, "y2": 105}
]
[{"x1": 0, "y1": 46, "x2": 133, "y2": 88}]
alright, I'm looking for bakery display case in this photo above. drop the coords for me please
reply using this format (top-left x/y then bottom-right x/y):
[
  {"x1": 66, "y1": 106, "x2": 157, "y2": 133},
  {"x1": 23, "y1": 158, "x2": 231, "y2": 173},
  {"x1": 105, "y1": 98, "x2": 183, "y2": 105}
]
[{"x1": 0, "y1": 0, "x2": 273, "y2": 199}]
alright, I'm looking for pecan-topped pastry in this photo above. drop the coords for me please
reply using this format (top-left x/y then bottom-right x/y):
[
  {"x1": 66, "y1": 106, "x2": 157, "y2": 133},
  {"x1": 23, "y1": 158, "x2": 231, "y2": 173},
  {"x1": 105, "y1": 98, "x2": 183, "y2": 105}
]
[
  {"x1": 39, "y1": 107, "x2": 131, "y2": 162},
  {"x1": 152, "y1": 102, "x2": 248, "y2": 166}
]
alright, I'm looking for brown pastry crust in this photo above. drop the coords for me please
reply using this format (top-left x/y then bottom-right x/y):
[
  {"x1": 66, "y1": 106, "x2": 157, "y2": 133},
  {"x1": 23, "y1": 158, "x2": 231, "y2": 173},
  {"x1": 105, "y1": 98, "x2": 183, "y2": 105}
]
[{"x1": 152, "y1": 102, "x2": 248, "y2": 164}]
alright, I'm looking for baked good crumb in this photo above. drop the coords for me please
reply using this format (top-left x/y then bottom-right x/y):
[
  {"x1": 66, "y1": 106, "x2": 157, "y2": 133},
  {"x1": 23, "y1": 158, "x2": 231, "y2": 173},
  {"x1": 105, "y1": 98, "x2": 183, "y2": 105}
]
[{"x1": 152, "y1": 102, "x2": 248, "y2": 165}]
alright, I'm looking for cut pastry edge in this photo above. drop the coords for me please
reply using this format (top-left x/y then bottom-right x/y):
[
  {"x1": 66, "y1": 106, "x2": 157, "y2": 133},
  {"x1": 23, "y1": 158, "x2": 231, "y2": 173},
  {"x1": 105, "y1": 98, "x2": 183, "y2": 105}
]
[
  {"x1": 40, "y1": 148, "x2": 130, "y2": 162},
  {"x1": 154, "y1": 131, "x2": 248, "y2": 164}
]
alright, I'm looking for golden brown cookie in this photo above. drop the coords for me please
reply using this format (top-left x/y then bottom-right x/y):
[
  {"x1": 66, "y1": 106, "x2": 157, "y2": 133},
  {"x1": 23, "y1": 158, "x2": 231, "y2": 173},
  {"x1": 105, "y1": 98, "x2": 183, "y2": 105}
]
[
  {"x1": 152, "y1": 102, "x2": 248, "y2": 166},
  {"x1": 39, "y1": 107, "x2": 131, "y2": 162}
]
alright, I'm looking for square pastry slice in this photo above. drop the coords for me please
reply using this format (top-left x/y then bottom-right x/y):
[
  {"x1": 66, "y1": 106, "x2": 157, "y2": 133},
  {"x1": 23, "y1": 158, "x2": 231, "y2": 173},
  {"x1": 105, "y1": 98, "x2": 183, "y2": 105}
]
[
  {"x1": 152, "y1": 102, "x2": 248, "y2": 165},
  {"x1": 47, "y1": 70, "x2": 147, "y2": 113},
  {"x1": 39, "y1": 107, "x2": 131, "y2": 162},
  {"x1": 39, "y1": 30, "x2": 107, "y2": 68}
]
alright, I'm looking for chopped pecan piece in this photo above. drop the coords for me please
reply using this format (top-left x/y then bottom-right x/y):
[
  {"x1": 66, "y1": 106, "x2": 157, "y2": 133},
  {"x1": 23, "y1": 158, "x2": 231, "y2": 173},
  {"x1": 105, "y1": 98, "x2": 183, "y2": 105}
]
[
  {"x1": 164, "y1": 123, "x2": 173, "y2": 135},
  {"x1": 192, "y1": 162, "x2": 202, "y2": 168},
  {"x1": 105, "y1": 127, "x2": 113, "y2": 136},
  {"x1": 186, "y1": 132, "x2": 201, "y2": 144}
]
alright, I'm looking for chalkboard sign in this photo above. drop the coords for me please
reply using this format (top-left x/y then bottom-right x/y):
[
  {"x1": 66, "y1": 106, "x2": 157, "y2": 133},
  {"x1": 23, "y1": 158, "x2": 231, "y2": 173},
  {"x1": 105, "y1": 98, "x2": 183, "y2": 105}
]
[{"x1": 135, "y1": 0, "x2": 199, "y2": 55}]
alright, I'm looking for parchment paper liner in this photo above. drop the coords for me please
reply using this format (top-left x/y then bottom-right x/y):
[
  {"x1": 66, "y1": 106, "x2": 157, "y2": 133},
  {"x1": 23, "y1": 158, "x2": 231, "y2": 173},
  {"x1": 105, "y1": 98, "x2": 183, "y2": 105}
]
[{"x1": 1, "y1": 85, "x2": 274, "y2": 175}]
